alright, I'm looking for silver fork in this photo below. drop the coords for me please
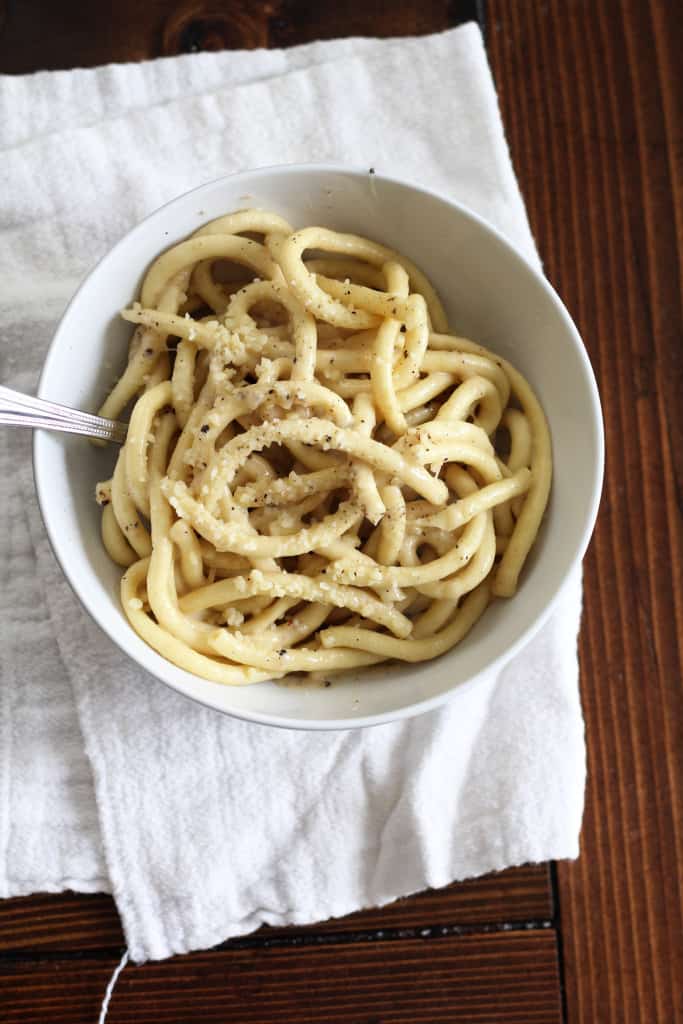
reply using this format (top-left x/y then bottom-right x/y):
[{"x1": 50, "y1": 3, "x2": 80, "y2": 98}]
[{"x1": 0, "y1": 384, "x2": 127, "y2": 444}]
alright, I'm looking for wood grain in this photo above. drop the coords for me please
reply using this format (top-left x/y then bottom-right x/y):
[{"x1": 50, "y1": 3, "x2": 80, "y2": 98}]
[
  {"x1": 0, "y1": 0, "x2": 477, "y2": 72},
  {"x1": 487, "y1": 1, "x2": 683, "y2": 1021},
  {"x1": 0, "y1": 864, "x2": 551, "y2": 952},
  {"x1": 0, "y1": 931, "x2": 561, "y2": 1024}
]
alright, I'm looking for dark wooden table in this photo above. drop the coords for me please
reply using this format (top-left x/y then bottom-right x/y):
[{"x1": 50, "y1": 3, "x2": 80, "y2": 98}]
[{"x1": 1, "y1": 1, "x2": 681, "y2": 1021}]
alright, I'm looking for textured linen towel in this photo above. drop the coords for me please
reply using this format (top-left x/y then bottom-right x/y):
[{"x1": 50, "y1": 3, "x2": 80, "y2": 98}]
[{"x1": 0, "y1": 23, "x2": 585, "y2": 962}]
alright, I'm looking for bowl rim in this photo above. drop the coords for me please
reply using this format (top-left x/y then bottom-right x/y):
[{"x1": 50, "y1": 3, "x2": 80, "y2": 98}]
[{"x1": 33, "y1": 162, "x2": 605, "y2": 731}]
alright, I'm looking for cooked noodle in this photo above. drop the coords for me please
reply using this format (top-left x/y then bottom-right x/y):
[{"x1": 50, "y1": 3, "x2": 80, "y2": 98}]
[{"x1": 95, "y1": 210, "x2": 551, "y2": 685}]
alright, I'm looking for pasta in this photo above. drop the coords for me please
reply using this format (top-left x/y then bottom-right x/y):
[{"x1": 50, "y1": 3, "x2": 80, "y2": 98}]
[{"x1": 96, "y1": 209, "x2": 552, "y2": 687}]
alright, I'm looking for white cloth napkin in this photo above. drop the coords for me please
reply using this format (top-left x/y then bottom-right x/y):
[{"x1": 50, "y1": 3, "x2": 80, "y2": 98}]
[{"x1": 0, "y1": 23, "x2": 585, "y2": 962}]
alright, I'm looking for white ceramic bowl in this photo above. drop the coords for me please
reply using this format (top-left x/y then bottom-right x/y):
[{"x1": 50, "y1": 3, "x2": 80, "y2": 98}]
[{"x1": 33, "y1": 165, "x2": 603, "y2": 730}]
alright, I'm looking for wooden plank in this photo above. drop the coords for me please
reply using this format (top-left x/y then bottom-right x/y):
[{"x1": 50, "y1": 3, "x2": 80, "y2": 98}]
[
  {"x1": 487, "y1": 1, "x2": 683, "y2": 1022},
  {"x1": 266, "y1": 0, "x2": 460, "y2": 49},
  {"x1": 0, "y1": 0, "x2": 479, "y2": 74},
  {"x1": 0, "y1": 864, "x2": 551, "y2": 952},
  {"x1": 0, "y1": 931, "x2": 561, "y2": 1024}
]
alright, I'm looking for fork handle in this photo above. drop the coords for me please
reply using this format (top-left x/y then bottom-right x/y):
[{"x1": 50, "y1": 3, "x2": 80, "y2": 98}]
[{"x1": 0, "y1": 384, "x2": 127, "y2": 444}]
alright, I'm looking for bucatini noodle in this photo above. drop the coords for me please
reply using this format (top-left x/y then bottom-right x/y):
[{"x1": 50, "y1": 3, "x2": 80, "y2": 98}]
[{"x1": 95, "y1": 209, "x2": 551, "y2": 686}]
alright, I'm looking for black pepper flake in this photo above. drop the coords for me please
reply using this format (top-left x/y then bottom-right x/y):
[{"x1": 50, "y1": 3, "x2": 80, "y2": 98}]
[
  {"x1": 324, "y1": 680, "x2": 331, "y2": 688},
  {"x1": 369, "y1": 167, "x2": 375, "y2": 175},
  {"x1": 278, "y1": 649, "x2": 287, "y2": 656},
  {"x1": 200, "y1": 424, "x2": 210, "y2": 434},
  {"x1": 400, "y1": 325, "x2": 406, "y2": 333}
]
